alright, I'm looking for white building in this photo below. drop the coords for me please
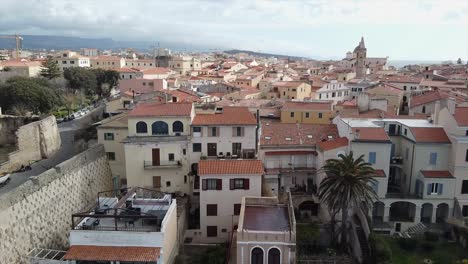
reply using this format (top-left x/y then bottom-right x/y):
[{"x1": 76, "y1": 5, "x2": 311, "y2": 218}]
[
  {"x1": 315, "y1": 80, "x2": 351, "y2": 104},
  {"x1": 55, "y1": 51, "x2": 90, "y2": 70}
]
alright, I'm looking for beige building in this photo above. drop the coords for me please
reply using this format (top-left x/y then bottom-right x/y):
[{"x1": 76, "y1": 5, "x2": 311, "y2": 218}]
[
  {"x1": 269, "y1": 81, "x2": 311, "y2": 100},
  {"x1": 365, "y1": 83, "x2": 404, "y2": 113},
  {"x1": 97, "y1": 113, "x2": 129, "y2": 186},
  {"x1": 55, "y1": 51, "x2": 90, "y2": 70},
  {"x1": 236, "y1": 195, "x2": 296, "y2": 264},
  {"x1": 90, "y1": 56, "x2": 126, "y2": 69},
  {"x1": 123, "y1": 102, "x2": 194, "y2": 194},
  {"x1": 0, "y1": 60, "x2": 42, "y2": 77},
  {"x1": 125, "y1": 59, "x2": 156, "y2": 69},
  {"x1": 198, "y1": 160, "x2": 263, "y2": 243},
  {"x1": 169, "y1": 55, "x2": 202, "y2": 75},
  {"x1": 280, "y1": 101, "x2": 334, "y2": 124}
]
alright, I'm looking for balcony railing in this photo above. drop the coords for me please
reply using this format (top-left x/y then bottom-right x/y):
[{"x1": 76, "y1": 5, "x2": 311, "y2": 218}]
[{"x1": 144, "y1": 160, "x2": 182, "y2": 169}]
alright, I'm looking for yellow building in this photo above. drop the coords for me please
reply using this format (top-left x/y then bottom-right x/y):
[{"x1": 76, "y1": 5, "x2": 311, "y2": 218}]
[
  {"x1": 280, "y1": 101, "x2": 333, "y2": 124},
  {"x1": 270, "y1": 81, "x2": 311, "y2": 100},
  {"x1": 90, "y1": 56, "x2": 126, "y2": 69}
]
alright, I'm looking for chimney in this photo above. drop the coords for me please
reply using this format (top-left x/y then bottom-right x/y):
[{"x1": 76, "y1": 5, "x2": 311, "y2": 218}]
[{"x1": 434, "y1": 101, "x2": 441, "y2": 125}]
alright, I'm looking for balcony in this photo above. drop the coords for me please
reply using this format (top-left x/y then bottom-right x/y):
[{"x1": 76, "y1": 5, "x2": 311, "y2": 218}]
[
  {"x1": 390, "y1": 156, "x2": 403, "y2": 165},
  {"x1": 144, "y1": 160, "x2": 182, "y2": 169}
]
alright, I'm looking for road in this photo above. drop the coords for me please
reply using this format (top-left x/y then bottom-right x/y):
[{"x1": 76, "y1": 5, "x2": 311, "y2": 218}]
[{"x1": 0, "y1": 106, "x2": 103, "y2": 196}]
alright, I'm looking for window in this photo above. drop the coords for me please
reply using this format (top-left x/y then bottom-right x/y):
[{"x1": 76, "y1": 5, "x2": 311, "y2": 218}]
[
  {"x1": 166, "y1": 181, "x2": 171, "y2": 187},
  {"x1": 268, "y1": 248, "x2": 281, "y2": 264},
  {"x1": 427, "y1": 183, "x2": 443, "y2": 195},
  {"x1": 404, "y1": 128, "x2": 407, "y2": 136},
  {"x1": 173, "y1": 121, "x2": 184, "y2": 133},
  {"x1": 463, "y1": 206, "x2": 468, "y2": 217},
  {"x1": 305, "y1": 112, "x2": 310, "y2": 118},
  {"x1": 168, "y1": 153, "x2": 174, "y2": 161},
  {"x1": 209, "y1": 127, "x2": 219, "y2": 137},
  {"x1": 106, "y1": 152, "x2": 116, "y2": 161},
  {"x1": 251, "y1": 247, "x2": 264, "y2": 264},
  {"x1": 233, "y1": 126, "x2": 244, "y2": 137},
  {"x1": 369, "y1": 152, "x2": 376, "y2": 164},
  {"x1": 136, "y1": 121, "x2": 148, "y2": 133},
  {"x1": 104, "y1": 133, "x2": 114, "y2": 140},
  {"x1": 429, "y1": 152, "x2": 437, "y2": 165},
  {"x1": 462, "y1": 180, "x2": 468, "y2": 194},
  {"x1": 202, "y1": 178, "x2": 222, "y2": 190},
  {"x1": 152, "y1": 121, "x2": 169, "y2": 135},
  {"x1": 207, "y1": 226, "x2": 217, "y2": 237},
  {"x1": 183, "y1": 149, "x2": 186, "y2": 155},
  {"x1": 232, "y1": 143, "x2": 242, "y2": 156},
  {"x1": 422, "y1": 106, "x2": 426, "y2": 113},
  {"x1": 70, "y1": 61, "x2": 75, "y2": 64},
  {"x1": 230, "y1": 178, "x2": 249, "y2": 190},
  {"x1": 318, "y1": 113, "x2": 323, "y2": 119},
  {"x1": 153, "y1": 176, "x2": 161, "y2": 188},
  {"x1": 234, "y1": 204, "x2": 241, "y2": 215},
  {"x1": 403, "y1": 85, "x2": 407, "y2": 91},
  {"x1": 465, "y1": 130, "x2": 468, "y2": 136},
  {"x1": 290, "y1": 112, "x2": 294, "y2": 118},
  {"x1": 465, "y1": 149, "x2": 468, "y2": 162},
  {"x1": 207, "y1": 204, "x2": 218, "y2": 216},
  {"x1": 193, "y1": 143, "x2": 202, "y2": 152}
]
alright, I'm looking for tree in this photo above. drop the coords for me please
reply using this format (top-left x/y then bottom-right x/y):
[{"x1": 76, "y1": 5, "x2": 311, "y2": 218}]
[
  {"x1": 63, "y1": 67, "x2": 97, "y2": 96},
  {"x1": 91, "y1": 68, "x2": 119, "y2": 97},
  {"x1": 0, "y1": 76, "x2": 62, "y2": 115},
  {"x1": 318, "y1": 151, "x2": 378, "y2": 248},
  {"x1": 40, "y1": 56, "x2": 61, "y2": 79},
  {"x1": 457, "y1": 58, "x2": 462, "y2": 64}
]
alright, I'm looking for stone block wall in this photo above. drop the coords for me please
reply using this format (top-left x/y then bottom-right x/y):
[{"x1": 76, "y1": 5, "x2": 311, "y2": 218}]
[
  {"x1": 0, "y1": 116, "x2": 39, "y2": 146},
  {"x1": 0, "y1": 144, "x2": 113, "y2": 264}
]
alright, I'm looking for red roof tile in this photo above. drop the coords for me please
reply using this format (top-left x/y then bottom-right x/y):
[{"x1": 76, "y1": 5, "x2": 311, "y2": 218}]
[
  {"x1": 381, "y1": 75, "x2": 422, "y2": 84},
  {"x1": 63, "y1": 246, "x2": 160, "y2": 262},
  {"x1": 410, "y1": 90, "x2": 449, "y2": 108},
  {"x1": 261, "y1": 122, "x2": 339, "y2": 146},
  {"x1": 374, "y1": 169, "x2": 386, "y2": 177},
  {"x1": 142, "y1": 67, "x2": 172, "y2": 75},
  {"x1": 282, "y1": 101, "x2": 332, "y2": 111},
  {"x1": 317, "y1": 137, "x2": 349, "y2": 151},
  {"x1": 410, "y1": 127, "x2": 450, "y2": 143},
  {"x1": 454, "y1": 107, "x2": 468, "y2": 127},
  {"x1": 352, "y1": 127, "x2": 390, "y2": 142},
  {"x1": 420, "y1": 170, "x2": 454, "y2": 178},
  {"x1": 128, "y1": 102, "x2": 192, "y2": 117},
  {"x1": 199, "y1": 160, "x2": 264, "y2": 175},
  {"x1": 192, "y1": 107, "x2": 257, "y2": 125}
]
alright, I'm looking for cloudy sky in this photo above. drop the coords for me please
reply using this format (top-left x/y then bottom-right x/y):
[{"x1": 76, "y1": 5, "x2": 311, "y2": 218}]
[{"x1": 1, "y1": 0, "x2": 467, "y2": 60}]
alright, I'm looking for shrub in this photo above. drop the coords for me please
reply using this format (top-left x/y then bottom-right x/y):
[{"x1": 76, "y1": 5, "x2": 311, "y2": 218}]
[
  {"x1": 420, "y1": 242, "x2": 434, "y2": 252},
  {"x1": 424, "y1": 231, "x2": 439, "y2": 242},
  {"x1": 369, "y1": 233, "x2": 392, "y2": 264},
  {"x1": 397, "y1": 238, "x2": 417, "y2": 251}
]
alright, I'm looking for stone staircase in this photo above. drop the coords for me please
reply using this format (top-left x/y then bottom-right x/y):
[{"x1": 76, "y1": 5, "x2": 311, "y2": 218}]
[
  {"x1": 406, "y1": 222, "x2": 427, "y2": 235},
  {"x1": 356, "y1": 226, "x2": 370, "y2": 264}
]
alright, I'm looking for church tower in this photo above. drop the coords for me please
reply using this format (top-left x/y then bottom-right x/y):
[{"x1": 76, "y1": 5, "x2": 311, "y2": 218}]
[{"x1": 354, "y1": 37, "x2": 367, "y2": 78}]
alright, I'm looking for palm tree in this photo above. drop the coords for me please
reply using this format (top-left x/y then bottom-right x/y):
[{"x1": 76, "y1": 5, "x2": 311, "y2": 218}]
[{"x1": 318, "y1": 151, "x2": 378, "y2": 248}]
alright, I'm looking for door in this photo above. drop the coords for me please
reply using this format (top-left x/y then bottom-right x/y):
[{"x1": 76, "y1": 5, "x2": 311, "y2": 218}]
[
  {"x1": 395, "y1": 223, "x2": 401, "y2": 232},
  {"x1": 207, "y1": 143, "x2": 217, "y2": 156},
  {"x1": 152, "y1": 148, "x2": 160, "y2": 166},
  {"x1": 153, "y1": 176, "x2": 161, "y2": 188}
]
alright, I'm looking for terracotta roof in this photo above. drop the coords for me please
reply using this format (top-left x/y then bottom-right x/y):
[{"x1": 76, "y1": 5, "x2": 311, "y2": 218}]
[
  {"x1": 128, "y1": 102, "x2": 192, "y2": 117},
  {"x1": 352, "y1": 127, "x2": 390, "y2": 142},
  {"x1": 115, "y1": 67, "x2": 139, "y2": 73},
  {"x1": 381, "y1": 75, "x2": 422, "y2": 84},
  {"x1": 63, "y1": 246, "x2": 160, "y2": 262},
  {"x1": 366, "y1": 83, "x2": 403, "y2": 95},
  {"x1": 374, "y1": 169, "x2": 386, "y2": 177},
  {"x1": 192, "y1": 107, "x2": 257, "y2": 125},
  {"x1": 272, "y1": 81, "x2": 305, "y2": 88},
  {"x1": 410, "y1": 90, "x2": 449, "y2": 108},
  {"x1": 90, "y1": 56, "x2": 122, "y2": 61},
  {"x1": 420, "y1": 170, "x2": 454, "y2": 178},
  {"x1": 199, "y1": 160, "x2": 264, "y2": 175},
  {"x1": 282, "y1": 101, "x2": 332, "y2": 111},
  {"x1": 142, "y1": 67, "x2": 172, "y2": 75},
  {"x1": 261, "y1": 122, "x2": 339, "y2": 146},
  {"x1": 317, "y1": 137, "x2": 349, "y2": 151},
  {"x1": 410, "y1": 127, "x2": 450, "y2": 143},
  {"x1": 453, "y1": 107, "x2": 468, "y2": 127},
  {"x1": 265, "y1": 151, "x2": 317, "y2": 156},
  {"x1": 99, "y1": 113, "x2": 129, "y2": 128},
  {"x1": 243, "y1": 205, "x2": 290, "y2": 231}
]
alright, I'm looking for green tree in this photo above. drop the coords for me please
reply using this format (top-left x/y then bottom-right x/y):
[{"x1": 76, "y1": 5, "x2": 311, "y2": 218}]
[
  {"x1": 91, "y1": 69, "x2": 119, "y2": 97},
  {"x1": 318, "y1": 151, "x2": 378, "y2": 248},
  {"x1": 0, "y1": 76, "x2": 62, "y2": 115},
  {"x1": 40, "y1": 56, "x2": 61, "y2": 79},
  {"x1": 63, "y1": 67, "x2": 97, "y2": 96}
]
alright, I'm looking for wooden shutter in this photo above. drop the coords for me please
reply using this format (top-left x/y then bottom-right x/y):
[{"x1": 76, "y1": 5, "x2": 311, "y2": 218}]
[
  {"x1": 427, "y1": 184, "x2": 432, "y2": 195},
  {"x1": 202, "y1": 179, "x2": 207, "y2": 190},
  {"x1": 230, "y1": 179, "x2": 235, "y2": 190},
  {"x1": 216, "y1": 127, "x2": 220, "y2": 137},
  {"x1": 153, "y1": 176, "x2": 161, "y2": 188},
  {"x1": 241, "y1": 127, "x2": 245, "y2": 137},
  {"x1": 438, "y1": 184, "x2": 443, "y2": 195},
  {"x1": 244, "y1": 178, "x2": 250, "y2": 190},
  {"x1": 216, "y1": 179, "x2": 222, "y2": 190},
  {"x1": 232, "y1": 127, "x2": 236, "y2": 137}
]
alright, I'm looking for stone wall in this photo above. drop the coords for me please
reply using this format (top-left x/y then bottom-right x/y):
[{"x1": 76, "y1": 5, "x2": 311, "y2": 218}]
[
  {"x1": 0, "y1": 144, "x2": 113, "y2": 264},
  {"x1": 0, "y1": 115, "x2": 39, "y2": 146},
  {"x1": 0, "y1": 115, "x2": 61, "y2": 174}
]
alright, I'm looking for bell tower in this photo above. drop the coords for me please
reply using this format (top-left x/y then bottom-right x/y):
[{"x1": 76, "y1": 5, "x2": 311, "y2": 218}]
[{"x1": 354, "y1": 37, "x2": 367, "y2": 78}]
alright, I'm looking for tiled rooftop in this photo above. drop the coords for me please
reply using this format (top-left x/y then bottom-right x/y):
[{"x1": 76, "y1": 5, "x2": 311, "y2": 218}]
[
  {"x1": 410, "y1": 127, "x2": 450, "y2": 143},
  {"x1": 282, "y1": 101, "x2": 332, "y2": 111},
  {"x1": 128, "y1": 102, "x2": 192, "y2": 117},
  {"x1": 317, "y1": 137, "x2": 349, "y2": 151},
  {"x1": 260, "y1": 122, "x2": 339, "y2": 146},
  {"x1": 192, "y1": 106, "x2": 257, "y2": 126},
  {"x1": 198, "y1": 160, "x2": 264, "y2": 175},
  {"x1": 420, "y1": 170, "x2": 454, "y2": 179},
  {"x1": 352, "y1": 127, "x2": 390, "y2": 142},
  {"x1": 63, "y1": 246, "x2": 160, "y2": 262}
]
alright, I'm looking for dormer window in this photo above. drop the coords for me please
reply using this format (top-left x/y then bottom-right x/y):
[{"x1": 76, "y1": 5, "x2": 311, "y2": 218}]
[
  {"x1": 265, "y1": 136, "x2": 271, "y2": 140},
  {"x1": 285, "y1": 137, "x2": 292, "y2": 141}
]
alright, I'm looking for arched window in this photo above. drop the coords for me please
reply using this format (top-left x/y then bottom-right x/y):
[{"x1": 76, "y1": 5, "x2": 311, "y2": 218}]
[
  {"x1": 422, "y1": 106, "x2": 426, "y2": 114},
  {"x1": 136, "y1": 121, "x2": 148, "y2": 133},
  {"x1": 173, "y1": 121, "x2": 184, "y2": 133},
  {"x1": 268, "y1": 248, "x2": 281, "y2": 264},
  {"x1": 152, "y1": 121, "x2": 168, "y2": 135},
  {"x1": 251, "y1": 247, "x2": 264, "y2": 264}
]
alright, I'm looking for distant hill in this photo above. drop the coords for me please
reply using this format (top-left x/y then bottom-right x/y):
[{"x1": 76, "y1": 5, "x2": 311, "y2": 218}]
[
  {"x1": 224, "y1": 49, "x2": 308, "y2": 60},
  {"x1": 0, "y1": 35, "x2": 209, "y2": 52}
]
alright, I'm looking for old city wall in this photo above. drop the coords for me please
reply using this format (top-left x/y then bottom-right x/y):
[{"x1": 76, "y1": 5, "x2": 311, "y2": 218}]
[
  {"x1": 0, "y1": 115, "x2": 39, "y2": 146},
  {"x1": 0, "y1": 144, "x2": 113, "y2": 264},
  {"x1": 0, "y1": 115, "x2": 61, "y2": 174}
]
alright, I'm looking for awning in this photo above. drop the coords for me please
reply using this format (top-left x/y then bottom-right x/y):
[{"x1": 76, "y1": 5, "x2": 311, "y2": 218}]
[
  {"x1": 265, "y1": 151, "x2": 317, "y2": 156},
  {"x1": 63, "y1": 245, "x2": 161, "y2": 262}
]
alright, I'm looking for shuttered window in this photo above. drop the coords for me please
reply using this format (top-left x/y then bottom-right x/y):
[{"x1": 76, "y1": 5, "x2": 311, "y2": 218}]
[
  {"x1": 202, "y1": 179, "x2": 221, "y2": 190},
  {"x1": 230, "y1": 178, "x2": 250, "y2": 190},
  {"x1": 369, "y1": 152, "x2": 376, "y2": 164},
  {"x1": 234, "y1": 204, "x2": 241, "y2": 215},
  {"x1": 207, "y1": 204, "x2": 218, "y2": 216},
  {"x1": 429, "y1": 153, "x2": 437, "y2": 165}
]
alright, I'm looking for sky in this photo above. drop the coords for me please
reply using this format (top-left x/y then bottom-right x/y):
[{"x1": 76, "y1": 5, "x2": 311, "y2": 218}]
[{"x1": 0, "y1": 0, "x2": 467, "y2": 61}]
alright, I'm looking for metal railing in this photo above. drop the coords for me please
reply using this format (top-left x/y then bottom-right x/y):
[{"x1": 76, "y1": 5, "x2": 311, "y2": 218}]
[{"x1": 144, "y1": 160, "x2": 182, "y2": 168}]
